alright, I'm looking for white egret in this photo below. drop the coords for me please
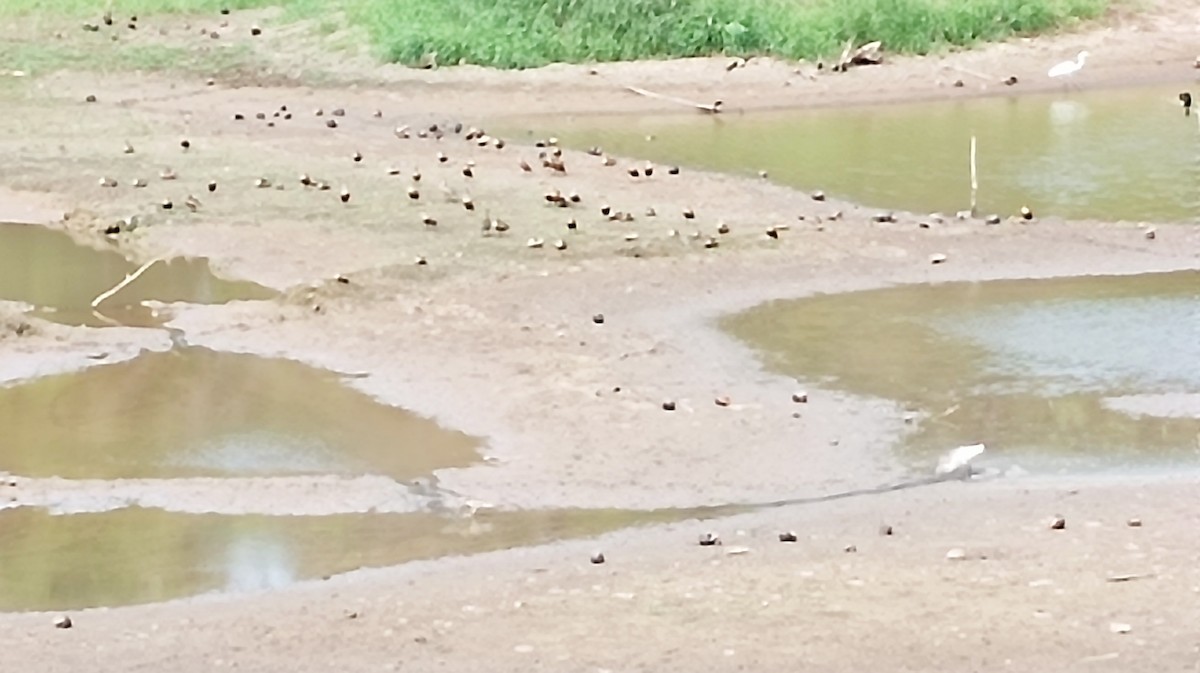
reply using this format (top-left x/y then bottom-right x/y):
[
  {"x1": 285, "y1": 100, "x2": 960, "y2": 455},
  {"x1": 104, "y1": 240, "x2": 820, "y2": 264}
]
[
  {"x1": 935, "y1": 443, "x2": 986, "y2": 476},
  {"x1": 1048, "y1": 51, "x2": 1088, "y2": 80}
]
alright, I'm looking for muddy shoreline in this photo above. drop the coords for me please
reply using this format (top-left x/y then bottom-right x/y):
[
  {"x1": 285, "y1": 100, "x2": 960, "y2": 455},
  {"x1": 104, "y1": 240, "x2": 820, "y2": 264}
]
[{"x1": 1, "y1": 2, "x2": 1199, "y2": 669}]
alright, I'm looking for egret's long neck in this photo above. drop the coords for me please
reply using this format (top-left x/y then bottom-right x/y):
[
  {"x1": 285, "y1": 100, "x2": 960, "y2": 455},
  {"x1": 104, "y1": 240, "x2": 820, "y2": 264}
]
[{"x1": 1077, "y1": 53, "x2": 1087, "y2": 66}]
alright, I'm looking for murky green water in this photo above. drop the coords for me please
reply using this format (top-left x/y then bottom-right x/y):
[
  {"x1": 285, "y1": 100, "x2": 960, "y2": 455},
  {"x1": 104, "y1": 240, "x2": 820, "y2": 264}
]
[
  {"x1": 0, "y1": 342, "x2": 724, "y2": 613},
  {"x1": 0, "y1": 222, "x2": 274, "y2": 327},
  {"x1": 725, "y1": 271, "x2": 1200, "y2": 471},
  {"x1": 529, "y1": 83, "x2": 1199, "y2": 223},
  {"x1": 0, "y1": 506, "x2": 700, "y2": 612},
  {"x1": 0, "y1": 348, "x2": 479, "y2": 480}
]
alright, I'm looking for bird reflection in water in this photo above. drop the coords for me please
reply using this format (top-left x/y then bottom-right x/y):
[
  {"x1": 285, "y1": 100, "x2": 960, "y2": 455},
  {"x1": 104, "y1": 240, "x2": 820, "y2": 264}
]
[{"x1": 223, "y1": 535, "x2": 297, "y2": 593}]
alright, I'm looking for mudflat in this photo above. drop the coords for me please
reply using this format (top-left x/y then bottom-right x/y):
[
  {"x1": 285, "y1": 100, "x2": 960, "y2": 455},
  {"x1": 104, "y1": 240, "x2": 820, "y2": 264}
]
[{"x1": 0, "y1": 2, "x2": 1198, "y2": 670}]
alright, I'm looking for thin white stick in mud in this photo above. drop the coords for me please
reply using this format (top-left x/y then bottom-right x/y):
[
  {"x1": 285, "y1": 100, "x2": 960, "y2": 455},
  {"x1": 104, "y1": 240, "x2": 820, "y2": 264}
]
[
  {"x1": 623, "y1": 85, "x2": 722, "y2": 113},
  {"x1": 90, "y1": 258, "x2": 161, "y2": 308},
  {"x1": 88, "y1": 310, "x2": 122, "y2": 327}
]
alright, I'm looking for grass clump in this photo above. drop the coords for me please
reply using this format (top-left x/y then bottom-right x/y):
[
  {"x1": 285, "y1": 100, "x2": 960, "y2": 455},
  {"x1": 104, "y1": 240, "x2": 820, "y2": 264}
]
[{"x1": 351, "y1": 0, "x2": 1109, "y2": 69}]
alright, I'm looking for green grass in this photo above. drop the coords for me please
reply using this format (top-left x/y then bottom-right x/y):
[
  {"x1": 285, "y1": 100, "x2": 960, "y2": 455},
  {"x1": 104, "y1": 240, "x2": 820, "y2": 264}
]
[
  {"x1": 0, "y1": 0, "x2": 1111, "y2": 70},
  {"x1": 350, "y1": 0, "x2": 1111, "y2": 69}
]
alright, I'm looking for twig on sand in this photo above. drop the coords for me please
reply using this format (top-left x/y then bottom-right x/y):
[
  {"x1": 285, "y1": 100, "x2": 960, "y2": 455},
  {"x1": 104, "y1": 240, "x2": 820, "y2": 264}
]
[
  {"x1": 91, "y1": 258, "x2": 161, "y2": 308},
  {"x1": 1106, "y1": 573, "x2": 1155, "y2": 583},
  {"x1": 623, "y1": 85, "x2": 723, "y2": 113}
]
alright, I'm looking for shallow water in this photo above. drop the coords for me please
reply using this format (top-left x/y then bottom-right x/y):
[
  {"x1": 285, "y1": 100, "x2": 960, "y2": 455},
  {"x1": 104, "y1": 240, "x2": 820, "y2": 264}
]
[
  {"x1": 0, "y1": 506, "x2": 701, "y2": 612},
  {"x1": 0, "y1": 222, "x2": 274, "y2": 326},
  {"x1": 531, "y1": 83, "x2": 1200, "y2": 223},
  {"x1": 725, "y1": 271, "x2": 1200, "y2": 472},
  {"x1": 0, "y1": 348, "x2": 479, "y2": 480}
]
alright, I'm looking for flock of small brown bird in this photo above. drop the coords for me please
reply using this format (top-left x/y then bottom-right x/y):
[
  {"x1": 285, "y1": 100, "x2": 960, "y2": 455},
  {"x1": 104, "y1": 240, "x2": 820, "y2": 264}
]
[
  {"x1": 81, "y1": 6, "x2": 261, "y2": 40},
  {"x1": 97, "y1": 103, "x2": 1066, "y2": 267},
  {"x1": 92, "y1": 81, "x2": 1050, "y2": 263},
  {"x1": 80, "y1": 7, "x2": 1098, "y2": 268},
  {"x1": 86, "y1": 75, "x2": 777, "y2": 257},
  {"x1": 76, "y1": 9, "x2": 846, "y2": 259}
]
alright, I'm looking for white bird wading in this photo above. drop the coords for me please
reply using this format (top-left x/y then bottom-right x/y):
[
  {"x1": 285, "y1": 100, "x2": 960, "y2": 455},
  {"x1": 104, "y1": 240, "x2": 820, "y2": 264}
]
[
  {"x1": 1048, "y1": 50, "x2": 1089, "y2": 86},
  {"x1": 936, "y1": 443, "x2": 987, "y2": 477}
]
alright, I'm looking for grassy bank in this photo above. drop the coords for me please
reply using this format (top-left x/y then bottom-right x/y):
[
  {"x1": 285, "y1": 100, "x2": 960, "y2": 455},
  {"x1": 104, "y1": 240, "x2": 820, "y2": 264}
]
[
  {"x1": 352, "y1": 0, "x2": 1110, "y2": 68},
  {"x1": 3, "y1": 0, "x2": 1109, "y2": 71}
]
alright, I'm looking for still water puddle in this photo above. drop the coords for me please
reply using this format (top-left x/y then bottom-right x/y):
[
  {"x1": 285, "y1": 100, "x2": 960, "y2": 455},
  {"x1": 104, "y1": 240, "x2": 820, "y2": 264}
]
[
  {"x1": 725, "y1": 271, "x2": 1200, "y2": 472},
  {"x1": 0, "y1": 347, "x2": 686, "y2": 612},
  {"x1": 0, "y1": 348, "x2": 479, "y2": 480},
  {"x1": 0, "y1": 506, "x2": 704, "y2": 612},
  {"x1": 0, "y1": 221, "x2": 711, "y2": 613},
  {"x1": 529, "y1": 83, "x2": 1199, "y2": 223},
  {"x1": 0, "y1": 222, "x2": 274, "y2": 327}
]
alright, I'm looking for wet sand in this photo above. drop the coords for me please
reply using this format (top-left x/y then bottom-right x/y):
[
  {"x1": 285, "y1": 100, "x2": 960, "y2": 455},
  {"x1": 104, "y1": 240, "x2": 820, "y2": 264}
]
[{"x1": 0, "y1": 1, "x2": 1199, "y2": 670}]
